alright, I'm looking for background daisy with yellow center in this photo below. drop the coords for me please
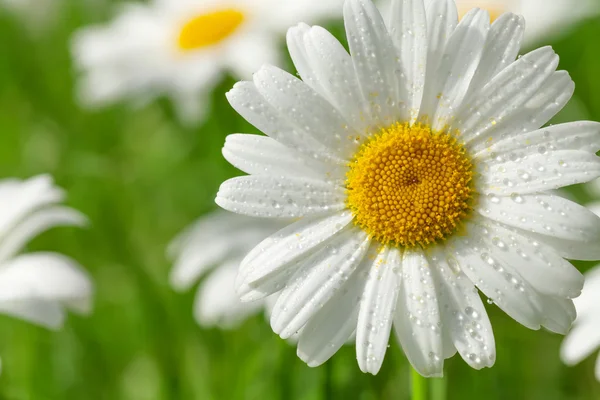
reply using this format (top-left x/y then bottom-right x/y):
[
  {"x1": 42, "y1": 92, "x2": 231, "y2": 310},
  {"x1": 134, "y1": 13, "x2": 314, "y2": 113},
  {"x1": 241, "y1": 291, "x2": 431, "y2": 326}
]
[
  {"x1": 71, "y1": 0, "x2": 343, "y2": 123},
  {"x1": 216, "y1": 0, "x2": 600, "y2": 377}
]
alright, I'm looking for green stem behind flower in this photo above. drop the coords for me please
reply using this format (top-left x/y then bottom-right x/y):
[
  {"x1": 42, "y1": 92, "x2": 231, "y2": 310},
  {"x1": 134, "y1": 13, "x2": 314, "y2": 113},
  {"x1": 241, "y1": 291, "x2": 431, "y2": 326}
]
[
  {"x1": 411, "y1": 368, "x2": 427, "y2": 400},
  {"x1": 430, "y1": 377, "x2": 447, "y2": 400}
]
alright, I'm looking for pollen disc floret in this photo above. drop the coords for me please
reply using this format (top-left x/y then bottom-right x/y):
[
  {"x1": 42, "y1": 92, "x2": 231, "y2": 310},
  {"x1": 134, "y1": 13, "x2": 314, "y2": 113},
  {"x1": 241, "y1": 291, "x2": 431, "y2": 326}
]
[{"x1": 346, "y1": 123, "x2": 474, "y2": 247}]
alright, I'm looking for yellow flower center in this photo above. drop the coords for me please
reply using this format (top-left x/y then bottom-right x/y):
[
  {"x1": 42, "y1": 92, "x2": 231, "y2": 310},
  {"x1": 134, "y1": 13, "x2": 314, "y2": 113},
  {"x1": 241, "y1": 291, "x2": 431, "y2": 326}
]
[
  {"x1": 346, "y1": 123, "x2": 474, "y2": 248},
  {"x1": 177, "y1": 9, "x2": 245, "y2": 51}
]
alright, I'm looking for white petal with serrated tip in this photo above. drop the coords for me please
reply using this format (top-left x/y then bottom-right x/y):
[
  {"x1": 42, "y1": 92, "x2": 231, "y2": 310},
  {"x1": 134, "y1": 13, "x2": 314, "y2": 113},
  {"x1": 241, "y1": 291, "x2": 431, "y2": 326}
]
[
  {"x1": 270, "y1": 228, "x2": 371, "y2": 339},
  {"x1": 253, "y1": 65, "x2": 361, "y2": 160},
  {"x1": 481, "y1": 150, "x2": 600, "y2": 196},
  {"x1": 237, "y1": 211, "x2": 354, "y2": 301},
  {"x1": 222, "y1": 134, "x2": 334, "y2": 180},
  {"x1": 448, "y1": 231, "x2": 541, "y2": 330},
  {"x1": 533, "y1": 295, "x2": 576, "y2": 335},
  {"x1": 526, "y1": 232, "x2": 600, "y2": 261},
  {"x1": 428, "y1": 248, "x2": 495, "y2": 369},
  {"x1": 466, "y1": 13, "x2": 524, "y2": 98},
  {"x1": 356, "y1": 247, "x2": 401, "y2": 375},
  {"x1": 476, "y1": 121, "x2": 600, "y2": 161},
  {"x1": 394, "y1": 248, "x2": 444, "y2": 377},
  {"x1": 297, "y1": 267, "x2": 366, "y2": 367},
  {"x1": 471, "y1": 72, "x2": 575, "y2": 155},
  {"x1": 287, "y1": 24, "x2": 371, "y2": 132},
  {"x1": 477, "y1": 192, "x2": 600, "y2": 244},
  {"x1": 216, "y1": 176, "x2": 346, "y2": 219},
  {"x1": 458, "y1": 46, "x2": 559, "y2": 144},
  {"x1": 225, "y1": 81, "x2": 346, "y2": 167},
  {"x1": 471, "y1": 219, "x2": 583, "y2": 299}
]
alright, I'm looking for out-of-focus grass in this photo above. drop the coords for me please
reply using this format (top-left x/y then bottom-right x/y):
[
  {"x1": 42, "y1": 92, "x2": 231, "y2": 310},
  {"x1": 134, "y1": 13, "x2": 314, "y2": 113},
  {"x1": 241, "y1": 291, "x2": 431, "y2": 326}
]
[{"x1": 0, "y1": 1, "x2": 600, "y2": 399}]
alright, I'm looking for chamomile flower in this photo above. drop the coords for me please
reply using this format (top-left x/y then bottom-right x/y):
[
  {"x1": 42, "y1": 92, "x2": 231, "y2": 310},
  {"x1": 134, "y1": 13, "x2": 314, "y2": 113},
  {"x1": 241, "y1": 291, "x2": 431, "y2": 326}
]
[
  {"x1": 169, "y1": 210, "x2": 282, "y2": 328},
  {"x1": 71, "y1": 0, "x2": 344, "y2": 123},
  {"x1": 216, "y1": 0, "x2": 600, "y2": 377},
  {"x1": 0, "y1": 175, "x2": 93, "y2": 369},
  {"x1": 560, "y1": 202, "x2": 600, "y2": 382}
]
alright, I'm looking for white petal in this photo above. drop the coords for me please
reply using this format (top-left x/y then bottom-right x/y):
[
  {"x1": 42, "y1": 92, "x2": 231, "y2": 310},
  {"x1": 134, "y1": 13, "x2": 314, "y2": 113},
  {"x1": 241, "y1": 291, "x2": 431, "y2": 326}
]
[
  {"x1": 421, "y1": 0, "x2": 457, "y2": 119},
  {"x1": 527, "y1": 232, "x2": 600, "y2": 261},
  {"x1": 481, "y1": 150, "x2": 600, "y2": 195},
  {"x1": 466, "y1": 13, "x2": 524, "y2": 97},
  {"x1": 561, "y1": 319, "x2": 600, "y2": 365},
  {"x1": 225, "y1": 33, "x2": 280, "y2": 80},
  {"x1": 388, "y1": 0, "x2": 428, "y2": 122},
  {"x1": 270, "y1": 228, "x2": 371, "y2": 339},
  {"x1": 426, "y1": 9, "x2": 490, "y2": 131},
  {"x1": 287, "y1": 24, "x2": 371, "y2": 132},
  {"x1": 477, "y1": 192, "x2": 600, "y2": 244},
  {"x1": 533, "y1": 295, "x2": 576, "y2": 335},
  {"x1": 0, "y1": 175, "x2": 64, "y2": 237},
  {"x1": 237, "y1": 211, "x2": 354, "y2": 301},
  {"x1": 448, "y1": 231, "x2": 541, "y2": 330},
  {"x1": 428, "y1": 247, "x2": 496, "y2": 370},
  {"x1": 473, "y1": 218, "x2": 583, "y2": 299},
  {"x1": 194, "y1": 260, "x2": 263, "y2": 329},
  {"x1": 253, "y1": 65, "x2": 361, "y2": 160},
  {"x1": 573, "y1": 267, "x2": 600, "y2": 318},
  {"x1": 222, "y1": 134, "x2": 334, "y2": 180},
  {"x1": 344, "y1": 0, "x2": 406, "y2": 126},
  {"x1": 216, "y1": 176, "x2": 346, "y2": 218},
  {"x1": 0, "y1": 206, "x2": 87, "y2": 264},
  {"x1": 452, "y1": 219, "x2": 579, "y2": 332},
  {"x1": 477, "y1": 121, "x2": 600, "y2": 162},
  {"x1": 393, "y1": 248, "x2": 444, "y2": 377},
  {"x1": 0, "y1": 299, "x2": 64, "y2": 330},
  {"x1": 297, "y1": 267, "x2": 365, "y2": 367},
  {"x1": 356, "y1": 247, "x2": 402, "y2": 374},
  {"x1": 0, "y1": 252, "x2": 93, "y2": 324},
  {"x1": 168, "y1": 212, "x2": 277, "y2": 291},
  {"x1": 225, "y1": 81, "x2": 346, "y2": 167},
  {"x1": 458, "y1": 46, "x2": 559, "y2": 144},
  {"x1": 471, "y1": 71, "x2": 575, "y2": 155}
]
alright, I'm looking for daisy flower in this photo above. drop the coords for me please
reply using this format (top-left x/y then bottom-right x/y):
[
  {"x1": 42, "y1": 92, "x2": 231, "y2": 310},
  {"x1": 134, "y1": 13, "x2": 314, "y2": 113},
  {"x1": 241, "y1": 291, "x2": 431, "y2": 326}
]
[
  {"x1": 561, "y1": 202, "x2": 600, "y2": 382},
  {"x1": 169, "y1": 210, "x2": 282, "y2": 328},
  {"x1": 216, "y1": 0, "x2": 600, "y2": 376},
  {"x1": 0, "y1": 175, "x2": 93, "y2": 369},
  {"x1": 71, "y1": 0, "x2": 344, "y2": 123}
]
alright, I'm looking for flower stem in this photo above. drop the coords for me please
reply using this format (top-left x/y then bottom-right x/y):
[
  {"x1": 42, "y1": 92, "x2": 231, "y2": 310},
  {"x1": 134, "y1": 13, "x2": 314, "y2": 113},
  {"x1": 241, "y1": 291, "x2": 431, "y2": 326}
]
[
  {"x1": 411, "y1": 368, "x2": 427, "y2": 400},
  {"x1": 430, "y1": 377, "x2": 447, "y2": 400}
]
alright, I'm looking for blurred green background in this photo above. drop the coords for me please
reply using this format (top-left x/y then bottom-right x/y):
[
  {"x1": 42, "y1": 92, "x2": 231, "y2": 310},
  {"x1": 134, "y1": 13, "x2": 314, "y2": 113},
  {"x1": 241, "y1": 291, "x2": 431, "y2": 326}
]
[{"x1": 1, "y1": 0, "x2": 600, "y2": 399}]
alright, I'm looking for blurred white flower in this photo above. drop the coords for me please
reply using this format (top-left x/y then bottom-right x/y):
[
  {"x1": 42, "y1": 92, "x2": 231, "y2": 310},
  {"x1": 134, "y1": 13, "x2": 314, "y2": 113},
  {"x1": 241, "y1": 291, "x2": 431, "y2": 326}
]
[
  {"x1": 380, "y1": 0, "x2": 598, "y2": 46},
  {"x1": 561, "y1": 202, "x2": 600, "y2": 382},
  {"x1": 168, "y1": 210, "x2": 282, "y2": 329},
  {"x1": 70, "y1": 0, "x2": 344, "y2": 124},
  {"x1": 0, "y1": 175, "x2": 93, "y2": 369}
]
